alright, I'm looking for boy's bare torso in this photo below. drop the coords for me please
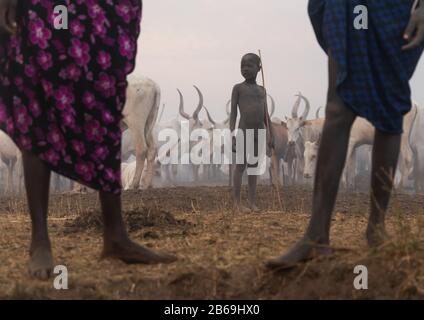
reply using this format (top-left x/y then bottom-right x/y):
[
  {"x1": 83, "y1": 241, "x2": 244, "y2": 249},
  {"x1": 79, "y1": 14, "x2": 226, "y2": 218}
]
[{"x1": 234, "y1": 82, "x2": 266, "y2": 130}]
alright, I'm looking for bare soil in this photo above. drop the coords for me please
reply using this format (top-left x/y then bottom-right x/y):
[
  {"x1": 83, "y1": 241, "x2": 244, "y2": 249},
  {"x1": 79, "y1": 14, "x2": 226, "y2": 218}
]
[{"x1": 0, "y1": 186, "x2": 423, "y2": 299}]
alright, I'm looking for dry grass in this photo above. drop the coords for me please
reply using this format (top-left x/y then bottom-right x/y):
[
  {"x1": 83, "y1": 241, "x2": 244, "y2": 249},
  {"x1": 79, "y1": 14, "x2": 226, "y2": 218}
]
[{"x1": 0, "y1": 186, "x2": 423, "y2": 299}]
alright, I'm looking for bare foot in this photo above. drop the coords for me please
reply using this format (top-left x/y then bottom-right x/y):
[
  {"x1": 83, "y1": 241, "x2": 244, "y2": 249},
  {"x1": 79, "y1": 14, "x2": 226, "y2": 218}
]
[
  {"x1": 233, "y1": 203, "x2": 251, "y2": 214},
  {"x1": 29, "y1": 244, "x2": 54, "y2": 281},
  {"x1": 102, "y1": 238, "x2": 177, "y2": 265},
  {"x1": 366, "y1": 224, "x2": 389, "y2": 248},
  {"x1": 249, "y1": 203, "x2": 261, "y2": 213},
  {"x1": 266, "y1": 238, "x2": 333, "y2": 270}
]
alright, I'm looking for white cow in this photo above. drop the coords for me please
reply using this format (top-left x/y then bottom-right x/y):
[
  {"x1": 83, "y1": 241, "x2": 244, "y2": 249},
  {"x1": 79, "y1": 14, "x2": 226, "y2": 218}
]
[
  {"x1": 285, "y1": 93, "x2": 324, "y2": 183},
  {"x1": 122, "y1": 77, "x2": 161, "y2": 189},
  {"x1": 302, "y1": 105, "x2": 418, "y2": 190},
  {"x1": 410, "y1": 105, "x2": 424, "y2": 192},
  {"x1": 0, "y1": 130, "x2": 20, "y2": 193},
  {"x1": 153, "y1": 86, "x2": 204, "y2": 185}
]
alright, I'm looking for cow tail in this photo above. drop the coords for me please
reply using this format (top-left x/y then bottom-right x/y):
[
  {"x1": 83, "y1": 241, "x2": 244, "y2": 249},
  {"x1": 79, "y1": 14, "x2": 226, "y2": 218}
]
[{"x1": 144, "y1": 86, "x2": 161, "y2": 148}]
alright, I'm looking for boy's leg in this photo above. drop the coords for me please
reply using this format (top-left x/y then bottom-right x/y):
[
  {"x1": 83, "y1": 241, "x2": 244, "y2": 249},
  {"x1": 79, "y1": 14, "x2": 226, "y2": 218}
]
[
  {"x1": 99, "y1": 191, "x2": 176, "y2": 264},
  {"x1": 233, "y1": 163, "x2": 250, "y2": 211},
  {"x1": 367, "y1": 130, "x2": 401, "y2": 246},
  {"x1": 22, "y1": 151, "x2": 54, "y2": 280},
  {"x1": 247, "y1": 132, "x2": 262, "y2": 212},
  {"x1": 248, "y1": 175, "x2": 259, "y2": 211},
  {"x1": 267, "y1": 55, "x2": 356, "y2": 268}
]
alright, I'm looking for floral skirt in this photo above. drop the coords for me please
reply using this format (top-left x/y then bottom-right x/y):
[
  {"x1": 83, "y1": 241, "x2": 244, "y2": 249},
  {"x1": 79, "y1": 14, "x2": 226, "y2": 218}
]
[{"x1": 0, "y1": 0, "x2": 142, "y2": 194}]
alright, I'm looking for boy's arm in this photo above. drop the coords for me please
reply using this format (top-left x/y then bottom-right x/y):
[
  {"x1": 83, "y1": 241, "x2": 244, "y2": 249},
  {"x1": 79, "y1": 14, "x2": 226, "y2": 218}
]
[{"x1": 230, "y1": 85, "x2": 239, "y2": 132}]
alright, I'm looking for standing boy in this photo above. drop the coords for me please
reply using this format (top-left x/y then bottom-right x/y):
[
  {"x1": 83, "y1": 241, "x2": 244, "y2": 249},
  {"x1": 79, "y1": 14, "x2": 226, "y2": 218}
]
[{"x1": 230, "y1": 53, "x2": 273, "y2": 213}]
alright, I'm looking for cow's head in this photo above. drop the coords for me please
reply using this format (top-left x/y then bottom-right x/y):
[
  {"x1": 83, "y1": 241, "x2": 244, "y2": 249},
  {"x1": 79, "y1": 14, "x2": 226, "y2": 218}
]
[
  {"x1": 285, "y1": 93, "x2": 310, "y2": 146},
  {"x1": 303, "y1": 135, "x2": 321, "y2": 179}
]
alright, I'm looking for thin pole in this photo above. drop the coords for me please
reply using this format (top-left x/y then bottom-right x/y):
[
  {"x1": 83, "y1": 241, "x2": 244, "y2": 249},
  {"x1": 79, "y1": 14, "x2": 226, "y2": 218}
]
[{"x1": 258, "y1": 50, "x2": 282, "y2": 211}]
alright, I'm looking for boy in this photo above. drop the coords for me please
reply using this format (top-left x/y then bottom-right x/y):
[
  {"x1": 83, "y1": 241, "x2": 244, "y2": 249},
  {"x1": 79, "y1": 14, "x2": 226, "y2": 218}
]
[
  {"x1": 267, "y1": 0, "x2": 424, "y2": 269},
  {"x1": 230, "y1": 53, "x2": 273, "y2": 213}
]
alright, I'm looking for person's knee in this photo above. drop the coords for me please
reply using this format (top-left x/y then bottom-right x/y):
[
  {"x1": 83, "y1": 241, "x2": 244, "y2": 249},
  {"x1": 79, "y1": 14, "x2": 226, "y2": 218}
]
[{"x1": 325, "y1": 99, "x2": 355, "y2": 130}]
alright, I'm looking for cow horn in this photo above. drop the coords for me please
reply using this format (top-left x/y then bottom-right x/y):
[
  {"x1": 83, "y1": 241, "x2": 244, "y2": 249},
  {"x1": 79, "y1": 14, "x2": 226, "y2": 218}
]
[
  {"x1": 299, "y1": 93, "x2": 311, "y2": 120},
  {"x1": 315, "y1": 106, "x2": 324, "y2": 119},
  {"x1": 177, "y1": 89, "x2": 190, "y2": 120},
  {"x1": 203, "y1": 106, "x2": 216, "y2": 126},
  {"x1": 192, "y1": 85, "x2": 204, "y2": 121},
  {"x1": 268, "y1": 94, "x2": 276, "y2": 117},
  {"x1": 291, "y1": 92, "x2": 302, "y2": 118}
]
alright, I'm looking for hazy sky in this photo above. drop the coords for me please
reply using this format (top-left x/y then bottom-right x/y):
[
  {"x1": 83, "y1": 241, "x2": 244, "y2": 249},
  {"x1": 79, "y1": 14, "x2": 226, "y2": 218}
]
[{"x1": 132, "y1": 0, "x2": 424, "y2": 122}]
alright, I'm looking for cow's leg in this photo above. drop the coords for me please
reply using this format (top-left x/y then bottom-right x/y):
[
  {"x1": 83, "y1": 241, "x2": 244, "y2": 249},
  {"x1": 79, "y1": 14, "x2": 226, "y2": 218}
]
[
  {"x1": 141, "y1": 145, "x2": 157, "y2": 189},
  {"x1": 130, "y1": 137, "x2": 147, "y2": 190},
  {"x1": 366, "y1": 130, "x2": 401, "y2": 247},
  {"x1": 343, "y1": 143, "x2": 357, "y2": 190},
  {"x1": 21, "y1": 151, "x2": 54, "y2": 280},
  {"x1": 6, "y1": 163, "x2": 13, "y2": 194},
  {"x1": 281, "y1": 160, "x2": 286, "y2": 187},
  {"x1": 99, "y1": 191, "x2": 177, "y2": 264},
  {"x1": 417, "y1": 148, "x2": 424, "y2": 193},
  {"x1": 4, "y1": 158, "x2": 15, "y2": 194},
  {"x1": 267, "y1": 55, "x2": 356, "y2": 269},
  {"x1": 270, "y1": 151, "x2": 281, "y2": 188}
]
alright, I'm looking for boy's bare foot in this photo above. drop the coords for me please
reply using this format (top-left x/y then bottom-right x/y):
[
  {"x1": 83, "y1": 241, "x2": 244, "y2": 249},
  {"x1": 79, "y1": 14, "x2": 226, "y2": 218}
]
[
  {"x1": 249, "y1": 203, "x2": 261, "y2": 213},
  {"x1": 102, "y1": 238, "x2": 177, "y2": 265},
  {"x1": 29, "y1": 242, "x2": 54, "y2": 281},
  {"x1": 266, "y1": 237, "x2": 333, "y2": 270},
  {"x1": 233, "y1": 203, "x2": 251, "y2": 214},
  {"x1": 366, "y1": 224, "x2": 389, "y2": 248}
]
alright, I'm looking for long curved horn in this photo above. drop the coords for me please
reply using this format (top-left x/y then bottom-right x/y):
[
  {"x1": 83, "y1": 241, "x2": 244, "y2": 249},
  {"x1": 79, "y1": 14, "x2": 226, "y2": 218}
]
[
  {"x1": 203, "y1": 106, "x2": 216, "y2": 126},
  {"x1": 192, "y1": 85, "x2": 204, "y2": 121},
  {"x1": 267, "y1": 94, "x2": 276, "y2": 117},
  {"x1": 299, "y1": 93, "x2": 311, "y2": 120},
  {"x1": 315, "y1": 106, "x2": 323, "y2": 119},
  {"x1": 291, "y1": 92, "x2": 302, "y2": 118},
  {"x1": 177, "y1": 89, "x2": 190, "y2": 120}
]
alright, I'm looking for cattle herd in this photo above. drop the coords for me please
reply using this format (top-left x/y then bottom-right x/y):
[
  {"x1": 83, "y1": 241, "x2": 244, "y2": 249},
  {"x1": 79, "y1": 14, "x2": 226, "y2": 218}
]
[{"x1": 0, "y1": 76, "x2": 423, "y2": 195}]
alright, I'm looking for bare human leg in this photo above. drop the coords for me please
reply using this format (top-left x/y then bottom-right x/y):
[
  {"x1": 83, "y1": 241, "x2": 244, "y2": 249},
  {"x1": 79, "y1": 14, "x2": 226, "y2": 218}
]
[
  {"x1": 248, "y1": 174, "x2": 260, "y2": 212},
  {"x1": 267, "y1": 55, "x2": 356, "y2": 269},
  {"x1": 22, "y1": 151, "x2": 54, "y2": 280},
  {"x1": 366, "y1": 130, "x2": 401, "y2": 246},
  {"x1": 99, "y1": 191, "x2": 177, "y2": 264},
  {"x1": 233, "y1": 163, "x2": 251, "y2": 213}
]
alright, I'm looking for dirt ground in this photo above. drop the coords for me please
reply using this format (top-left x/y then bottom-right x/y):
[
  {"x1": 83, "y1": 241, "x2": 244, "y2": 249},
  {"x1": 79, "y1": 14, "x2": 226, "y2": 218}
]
[{"x1": 0, "y1": 185, "x2": 424, "y2": 300}]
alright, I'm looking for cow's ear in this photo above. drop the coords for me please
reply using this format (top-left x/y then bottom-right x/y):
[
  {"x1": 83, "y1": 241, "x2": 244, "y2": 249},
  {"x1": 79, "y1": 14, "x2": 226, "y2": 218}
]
[
  {"x1": 299, "y1": 117, "x2": 307, "y2": 127},
  {"x1": 281, "y1": 121, "x2": 287, "y2": 128}
]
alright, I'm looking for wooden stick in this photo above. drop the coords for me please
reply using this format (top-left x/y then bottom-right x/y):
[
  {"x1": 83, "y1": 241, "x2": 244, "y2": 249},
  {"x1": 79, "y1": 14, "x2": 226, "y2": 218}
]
[{"x1": 258, "y1": 50, "x2": 283, "y2": 211}]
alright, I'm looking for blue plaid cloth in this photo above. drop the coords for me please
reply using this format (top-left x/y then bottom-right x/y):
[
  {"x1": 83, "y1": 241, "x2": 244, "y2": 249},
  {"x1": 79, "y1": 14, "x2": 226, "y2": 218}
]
[{"x1": 309, "y1": 0, "x2": 424, "y2": 134}]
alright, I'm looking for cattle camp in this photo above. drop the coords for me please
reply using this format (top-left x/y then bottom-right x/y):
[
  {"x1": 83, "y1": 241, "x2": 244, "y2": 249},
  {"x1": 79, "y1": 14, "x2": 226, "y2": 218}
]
[{"x1": 1, "y1": 0, "x2": 424, "y2": 302}]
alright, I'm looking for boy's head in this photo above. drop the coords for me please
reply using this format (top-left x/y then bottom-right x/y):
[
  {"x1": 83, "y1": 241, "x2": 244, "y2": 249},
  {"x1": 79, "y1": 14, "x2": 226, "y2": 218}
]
[{"x1": 241, "y1": 53, "x2": 261, "y2": 81}]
